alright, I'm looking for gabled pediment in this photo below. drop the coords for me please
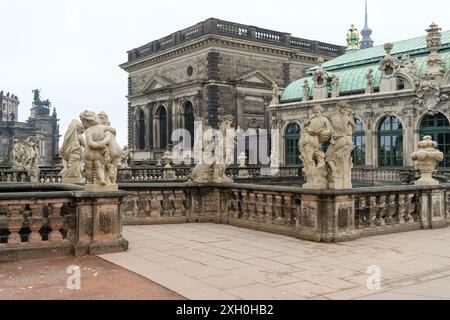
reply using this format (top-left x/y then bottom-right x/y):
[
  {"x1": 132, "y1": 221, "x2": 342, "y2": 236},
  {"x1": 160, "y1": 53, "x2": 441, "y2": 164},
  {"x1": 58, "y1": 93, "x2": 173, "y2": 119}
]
[
  {"x1": 236, "y1": 70, "x2": 276, "y2": 86},
  {"x1": 143, "y1": 75, "x2": 175, "y2": 93}
]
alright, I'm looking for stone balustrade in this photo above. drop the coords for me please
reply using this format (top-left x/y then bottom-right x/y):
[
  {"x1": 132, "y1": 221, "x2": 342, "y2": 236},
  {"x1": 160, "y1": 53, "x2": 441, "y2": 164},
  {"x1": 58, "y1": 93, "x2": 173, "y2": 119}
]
[
  {"x1": 119, "y1": 182, "x2": 450, "y2": 243},
  {"x1": 8, "y1": 165, "x2": 450, "y2": 186},
  {"x1": 0, "y1": 184, "x2": 128, "y2": 262}
]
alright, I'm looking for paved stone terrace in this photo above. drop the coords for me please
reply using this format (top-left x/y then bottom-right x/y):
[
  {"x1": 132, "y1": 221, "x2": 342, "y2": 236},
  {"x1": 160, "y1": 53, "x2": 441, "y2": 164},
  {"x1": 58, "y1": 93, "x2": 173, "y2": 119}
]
[{"x1": 99, "y1": 224, "x2": 450, "y2": 300}]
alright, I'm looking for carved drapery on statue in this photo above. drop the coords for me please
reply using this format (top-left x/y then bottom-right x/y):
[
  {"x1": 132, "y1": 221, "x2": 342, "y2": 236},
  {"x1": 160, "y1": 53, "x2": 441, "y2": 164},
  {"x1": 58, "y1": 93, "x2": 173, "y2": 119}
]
[
  {"x1": 59, "y1": 119, "x2": 86, "y2": 183},
  {"x1": 299, "y1": 102, "x2": 356, "y2": 190},
  {"x1": 79, "y1": 111, "x2": 123, "y2": 192}
]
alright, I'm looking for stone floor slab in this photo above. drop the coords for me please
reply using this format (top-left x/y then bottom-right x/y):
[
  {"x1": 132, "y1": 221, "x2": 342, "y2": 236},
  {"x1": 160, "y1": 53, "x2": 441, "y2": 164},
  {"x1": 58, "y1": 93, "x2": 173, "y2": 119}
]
[{"x1": 99, "y1": 224, "x2": 450, "y2": 300}]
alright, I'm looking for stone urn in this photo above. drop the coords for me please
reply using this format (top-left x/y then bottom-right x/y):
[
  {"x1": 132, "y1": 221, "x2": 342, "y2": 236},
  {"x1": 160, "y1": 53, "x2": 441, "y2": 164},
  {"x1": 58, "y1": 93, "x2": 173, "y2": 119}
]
[{"x1": 411, "y1": 135, "x2": 443, "y2": 185}]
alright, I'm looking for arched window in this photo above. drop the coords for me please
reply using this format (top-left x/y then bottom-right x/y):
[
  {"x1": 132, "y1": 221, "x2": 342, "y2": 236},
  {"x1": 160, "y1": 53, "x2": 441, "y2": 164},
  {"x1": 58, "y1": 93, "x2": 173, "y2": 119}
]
[
  {"x1": 352, "y1": 119, "x2": 366, "y2": 166},
  {"x1": 378, "y1": 116, "x2": 403, "y2": 167},
  {"x1": 158, "y1": 106, "x2": 168, "y2": 149},
  {"x1": 184, "y1": 102, "x2": 195, "y2": 150},
  {"x1": 285, "y1": 123, "x2": 301, "y2": 165},
  {"x1": 420, "y1": 113, "x2": 450, "y2": 167},
  {"x1": 137, "y1": 110, "x2": 145, "y2": 150}
]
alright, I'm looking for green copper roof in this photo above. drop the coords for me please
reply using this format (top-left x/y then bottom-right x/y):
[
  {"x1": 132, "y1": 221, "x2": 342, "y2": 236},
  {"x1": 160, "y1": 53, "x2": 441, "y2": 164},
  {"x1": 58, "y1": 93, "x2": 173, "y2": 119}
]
[
  {"x1": 316, "y1": 30, "x2": 450, "y2": 72},
  {"x1": 281, "y1": 30, "x2": 450, "y2": 102}
]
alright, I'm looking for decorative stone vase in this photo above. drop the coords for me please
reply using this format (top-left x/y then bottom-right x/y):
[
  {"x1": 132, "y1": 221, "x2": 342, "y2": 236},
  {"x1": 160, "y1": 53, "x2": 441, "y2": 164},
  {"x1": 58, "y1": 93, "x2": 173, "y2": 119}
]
[{"x1": 411, "y1": 135, "x2": 444, "y2": 186}]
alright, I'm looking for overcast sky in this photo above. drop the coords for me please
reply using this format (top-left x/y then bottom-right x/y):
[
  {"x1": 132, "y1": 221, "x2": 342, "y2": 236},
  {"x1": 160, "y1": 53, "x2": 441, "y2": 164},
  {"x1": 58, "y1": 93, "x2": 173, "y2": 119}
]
[{"x1": 0, "y1": 0, "x2": 449, "y2": 146}]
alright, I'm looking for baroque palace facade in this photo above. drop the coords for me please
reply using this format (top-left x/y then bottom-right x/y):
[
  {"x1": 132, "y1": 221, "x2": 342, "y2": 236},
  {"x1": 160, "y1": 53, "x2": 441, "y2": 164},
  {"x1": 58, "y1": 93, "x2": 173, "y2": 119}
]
[
  {"x1": 270, "y1": 23, "x2": 450, "y2": 173},
  {"x1": 121, "y1": 18, "x2": 344, "y2": 164}
]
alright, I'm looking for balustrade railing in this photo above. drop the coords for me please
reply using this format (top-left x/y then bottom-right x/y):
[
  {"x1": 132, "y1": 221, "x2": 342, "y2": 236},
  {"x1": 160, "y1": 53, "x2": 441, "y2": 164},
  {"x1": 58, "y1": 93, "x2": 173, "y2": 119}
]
[
  {"x1": 0, "y1": 185, "x2": 128, "y2": 262},
  {"x1": 127, "y1": 18, "x2": 344, "y2": 62},
  {"x1": 120, "y1": 182, "x2": 449, "y2": 242}
]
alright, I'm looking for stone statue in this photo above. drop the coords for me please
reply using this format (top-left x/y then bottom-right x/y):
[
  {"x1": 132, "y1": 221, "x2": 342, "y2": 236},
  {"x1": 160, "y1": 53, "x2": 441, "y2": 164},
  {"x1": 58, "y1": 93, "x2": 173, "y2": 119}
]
[
  {"x1": 32, "y1": 89, "x2": 51, "y2": 109},
  {"x1": 299, "y1": 105, "x2": 332, "y2": 189},
  {"x1": 213, "y1": 115, "x2": 235, "y2": 183},
  {"x1": 189, "y1": 115, "x2": 236, "y2": 183},
  {"x1": 326, "y1": 102, "x2": 356, "y2": 189},
  {"x1": 271, "y1": 82, "x2": 280, "y2": 105},
  {"x1": 332, "y1": 75, "x2": 340, "y2": 98},
  {"x1": 22, "y1": 137, "x2": 40, "y2": 181},
  {"x1": 299, "y1": 102, "x2": 356, "y2": 190},
  {"x1": 59, "y1": 119, "x2": 86, "y2": 183},
  {"x1": 189, "y1": 117, "x2": 215, "y2": 183},
  {"x1": 302, "y1": 80, "x2": 310, "y2": 101},
  {"x1": 80, "y1": 110, "x2": 122, "y2": 191},
  {"x1": 365, "y1": 69, "x2": 374, "y2": 94},
  {"x1": 346, "y1": 24, "x2": 360, "y2": 51},
  {"x1": 412, "y1": 136, "x2": 443, "y2": 185},
  {"x1": 120, "y1": 146, "x2": 130, "y2": 169},
  {"x1": 11, "y1": 139, "x2": 24, "y2": 170}
]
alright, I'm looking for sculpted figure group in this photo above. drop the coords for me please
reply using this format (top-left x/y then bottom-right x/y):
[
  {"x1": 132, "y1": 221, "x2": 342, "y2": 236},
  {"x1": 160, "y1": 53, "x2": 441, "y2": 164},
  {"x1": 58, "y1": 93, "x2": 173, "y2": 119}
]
[
  {"x1": 11, "y1": 137, "x2": 40, "y2": 180},
  {"x1": 59, "y1": 110, "x2": 122, "y2": 191},
  {"x1": 189, "y1": 115, "x2": 236, "y2": 183},
  {"x1": 299, "y1": 102, "x2": 356, "y2": 190}
]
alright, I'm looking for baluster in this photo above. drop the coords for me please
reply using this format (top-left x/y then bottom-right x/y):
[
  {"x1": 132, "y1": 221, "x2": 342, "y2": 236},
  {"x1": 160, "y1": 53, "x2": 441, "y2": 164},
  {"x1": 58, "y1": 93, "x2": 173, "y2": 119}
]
[
  {"x1": 405, "y1": 194, "x2": 416, "y2": 223},
  {"x1": 397, "y1": 194, "x2": 406, "y2": 224},
  {"x1": 144, "y1": 192, "x2": 151, "y2": 216},
  {"x1": 162, "y1": 191, "x2": 174, "y2": 217},
  {"x1": 7, "y1": 205, "x2": 24, "y2": 245},
  {"x1": 240, "y1": 191, "x2": 249, "y2": 220},
  {"x1": 265, "y1": 194, "x2": 274, "y2": 224},
  {"x1": 132, "y1": 196, "x2": 139, "y2": 217},
  {"x1": 150, "y1": 191, "x2": 162, "y2": 218},
  {"x1": 376, "y1": 196, "x2": 386, "y2": 226},
  {"x1": 28, "y1": 203, "x2": 43, "y2": 244},
  {"x1": 368, "y1": 196, "x2": 377, "y2": 227},
  {"x1": 173, "y1": 190, "x2": 186, "y2": 217},
  {"x1": 48, "y1": 202, "x2": 64, "y2": 243},
  {"x1": 256, "y1": 194, "x2": 265, "y2": 223},
  {"x1": 274, "y1": 195, "x2": 284, "y2": 225},
  {"x1": 385, "y1": 195, "x2": 396, "y2": 225},
  {"x1": 283, "y1": 194, "x2": 293, "y2": 225},
  {"x1": 248, "y1": 193, "x2": 257, "y2": 221}
]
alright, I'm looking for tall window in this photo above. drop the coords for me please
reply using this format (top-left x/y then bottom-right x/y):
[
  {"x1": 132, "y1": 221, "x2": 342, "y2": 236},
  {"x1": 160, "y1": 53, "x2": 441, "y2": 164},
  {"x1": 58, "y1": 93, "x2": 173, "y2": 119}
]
[
  {"x1": 378, "y1": 116, "x2": 403, "y2": 167},
  {"x1": 184, "y1": 102, "x2": 195, "y2": 150},
  {"x1": 158, "y1": 106, "x2": 168, "y2": 149},
  {"x1": 420, "y1": 113, "x2": 450, "y2": 167},
  {"x1": 352, "y1": 119, "x2": 366, "y2": 166},
  {"x1": 285, "y1": 123, "x2": 301, "y2": 165},
  {"x1": 137, "y1": 110, "x2": 145, "y2": 150}
]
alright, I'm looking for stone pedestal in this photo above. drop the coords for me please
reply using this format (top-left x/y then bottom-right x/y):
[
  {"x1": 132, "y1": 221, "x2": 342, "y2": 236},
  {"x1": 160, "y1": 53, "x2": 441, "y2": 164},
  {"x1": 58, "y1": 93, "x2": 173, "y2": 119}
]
[
  {"x1": 380, "y1": 77, "x2": 397, "y2": 93},
  {"x1": 299, "y1": 193, "x2": 360, "y2": 242},
  {"x1": 419, "y1": 190, "x2": 447, "y2": 229},
  {"x1": 313, "y1": 86, "x2": 328, "y2": 100},
  {"x1": 72, "y1": 191, "x2": 128, "y2": 256}
]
